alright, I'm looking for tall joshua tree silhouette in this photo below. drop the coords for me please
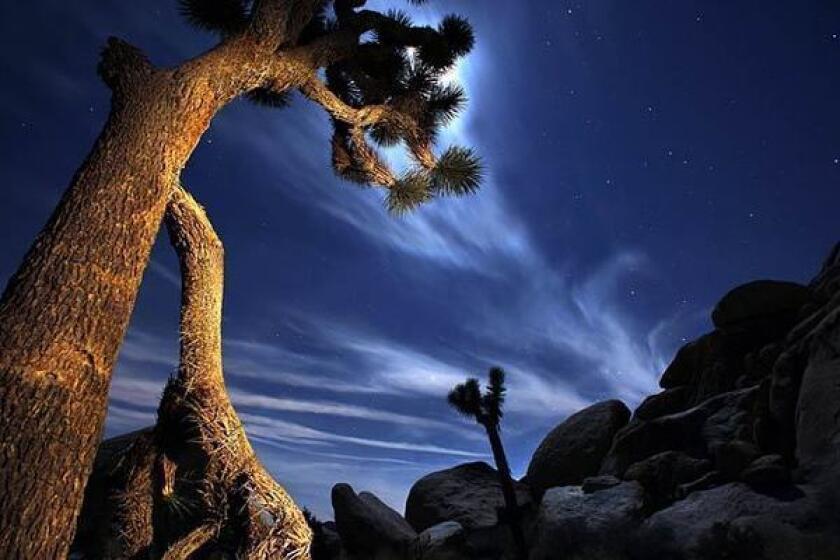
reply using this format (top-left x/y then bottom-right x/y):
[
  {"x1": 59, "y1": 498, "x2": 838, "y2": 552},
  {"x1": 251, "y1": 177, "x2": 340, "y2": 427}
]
[{"x1": 448, "y1": 367, "x2": 528, "y2": 559}]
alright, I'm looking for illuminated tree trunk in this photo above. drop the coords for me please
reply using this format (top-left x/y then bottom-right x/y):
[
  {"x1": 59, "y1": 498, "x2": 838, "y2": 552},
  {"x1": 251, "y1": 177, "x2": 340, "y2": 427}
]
[
  {"x1": 0, "y1": 35, "x2": 299, "y2": 558},
  {"x1": 72, "y1": 186, "x2": 311, "y2": 559}
]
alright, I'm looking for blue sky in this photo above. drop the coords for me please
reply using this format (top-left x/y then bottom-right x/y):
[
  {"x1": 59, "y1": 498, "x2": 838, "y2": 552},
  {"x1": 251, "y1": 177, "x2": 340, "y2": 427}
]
[{"x1": 0, "y1": 1, "x2": 838, "y2": 517}]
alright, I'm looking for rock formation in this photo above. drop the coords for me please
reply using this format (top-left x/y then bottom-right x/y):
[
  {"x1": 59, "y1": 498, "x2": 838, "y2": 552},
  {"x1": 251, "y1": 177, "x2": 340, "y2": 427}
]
[{"x1": 315, "y1": 242, "x2": 840, "y2": 560}]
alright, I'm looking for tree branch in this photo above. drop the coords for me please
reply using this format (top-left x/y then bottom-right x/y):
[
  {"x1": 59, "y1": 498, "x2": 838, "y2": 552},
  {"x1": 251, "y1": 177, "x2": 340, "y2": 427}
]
[
  {"x1": 249, "y1": 0, "x2": 325, "y2": 49},
  {"x1": 97, "y1": 37, "x2": 154, "y2": 94}
]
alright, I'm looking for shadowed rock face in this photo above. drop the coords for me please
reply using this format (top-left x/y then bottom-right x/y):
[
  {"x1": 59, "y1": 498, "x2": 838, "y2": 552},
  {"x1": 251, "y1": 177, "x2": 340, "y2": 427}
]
[
  {"x1": 525, "y1": 400, "x2": 631, "y2": 496},
  {"x1": 405, "y1": 462, "x2": 532, "y2": 533},
  {"x1": 332, "y1": 483, "x2": 417, "y2": 555},
  {"x1": 712, "y1": 280, "x2": 812, "y2": 332},
  {"x1": 530, "y1": 482, "x2": 645, "y2": 560}
]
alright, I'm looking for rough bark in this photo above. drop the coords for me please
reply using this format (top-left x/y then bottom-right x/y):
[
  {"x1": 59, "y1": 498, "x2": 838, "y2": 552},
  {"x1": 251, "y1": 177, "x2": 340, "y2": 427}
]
[
  {"x1": 72, "y1": 187, "x2": 311, "y2": 559},
  {"x1": 0, "y1": 31, "x2": 308, "y2": 558}
]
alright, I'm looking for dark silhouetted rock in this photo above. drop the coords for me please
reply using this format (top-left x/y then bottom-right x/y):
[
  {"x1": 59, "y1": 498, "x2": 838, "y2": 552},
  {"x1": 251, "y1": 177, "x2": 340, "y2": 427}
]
[
  {"x1": 582, "y1": 475, "x2": 622, "y2": 494},
  {"x1": 411, "y1": 521, "x2": 466, "y2": 560},
  {"x1": 711, "y1": 440, "x2": 760, "y2": 479},
  {"x1": 405, "y1": 462, "x2": 531, "y2": 532},
  {"x1": 624, "y1": 451, "x2": 711, "y2": 508},
  {"x1": 660, "y1": 332, "x2": 725, "y2": 389},
  {"x1": 332, "y1": 483, "x2": 416, "y2": 555},
  {"x1": 529, "y1": 482, "x2": 645, "y2": 560},
  {"x1": 634, "y1": 386, "x2": 692, "y2": 420},
  {"x1": 637, "y1": 483, "x2": 840, "y2": 559},
  {"x1": 525, "y1": 400, "x2": 630, "y2": 496},
  {"x1": 658, "y1": 332, "x2": 749, "y2": 406},
  {"x1": 796, "y1": 344, "x2": 840, "y2": 482},
  {"x1": 676, "y1": 470, "x2": 722, "y2": 500},
  {"x1": 600, "y1": 387, "x2": 757, "y2": 478},
  {"x1": 712, "y1": 280, "x2": 811, "y2": 332},
  {"x1": 742, "y1": 454, "x2": 790, "y2": 487},
  {"x1": 810, "y1": 242, "x2": 840, "y2": 300}
]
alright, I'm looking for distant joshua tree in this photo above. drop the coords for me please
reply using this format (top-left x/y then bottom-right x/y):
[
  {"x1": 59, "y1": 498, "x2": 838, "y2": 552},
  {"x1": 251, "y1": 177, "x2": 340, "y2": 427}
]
[
  {"x1": 448, "y1": 367, "x2": 528, "y2": 559},
  {"x1": 0, "y1": 0, "x2": 481, "y2": 556}
]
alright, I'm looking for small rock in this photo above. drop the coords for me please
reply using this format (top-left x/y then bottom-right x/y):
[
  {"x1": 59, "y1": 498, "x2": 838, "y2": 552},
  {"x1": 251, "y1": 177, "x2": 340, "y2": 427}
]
[
  {"x1": 582, "y1": 475, "x2": 621, "y2": 494},
  {"x1": 411, "y1": 521, "x2": 465, "y2": 560},
  {"x1": 741, "y1": 454, "x2": 790, "y2": 487},
  {"x1": 634, "y1": 386, "x2": 692, "y2": 420},
  {"x1": 676, "y1": 470, "x2": 722, "y2": 499},
  {"x1": 712, "y1": 440, "x2": 760, "y2": 479}
]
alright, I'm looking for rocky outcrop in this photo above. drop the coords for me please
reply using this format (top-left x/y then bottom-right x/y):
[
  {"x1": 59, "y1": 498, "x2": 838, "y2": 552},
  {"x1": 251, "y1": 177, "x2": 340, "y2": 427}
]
[
  {"x1": 332, "y1": 483, "x2": 417, "y2": 556},
  {"x1": 405, "y1": 462, "x2": 531, "y2": 533},
  {"x1": 525, "y1": 400, "x2": 630, "y2": 496},
  {"x1": 636, "y1": 483, "x2": 840, "y2": 560},
  {"x1": 600, "y1": 386, "x2": 758, "y2": 478},
  {"x1": 316, "y1": 242, "x2": 840, "y2": 560}
]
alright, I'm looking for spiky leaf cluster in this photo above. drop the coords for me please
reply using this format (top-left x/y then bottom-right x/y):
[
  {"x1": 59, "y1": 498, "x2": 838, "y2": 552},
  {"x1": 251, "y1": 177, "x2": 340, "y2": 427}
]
[
  {"x1": 179, "y1": 0, "x2": 483, "y2": 213},
  {"x1": 447, "y1": 367, "x2": 508, "y2": 428},
  {"x1": 386, "y1": 171, "x2": 432, "y2": 215},
  {"x1": 430, "y1": 146, "x2": 482, "y2": 196},
  {"x1": 320, "y1": 3, "x2": 482, "y2": 213},
  {"x1": 178, "y1": 0, "x2": 250, "y2": 34}
]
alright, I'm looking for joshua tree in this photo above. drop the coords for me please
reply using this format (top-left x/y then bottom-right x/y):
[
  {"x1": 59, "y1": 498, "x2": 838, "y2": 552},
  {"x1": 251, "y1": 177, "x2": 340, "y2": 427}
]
[
  {"x1": 448, "y1": 367, "x2": 528, "y2": 559},
  {"x1": 0, "y1": 1, "x2": 480, "y2": 555},
  {"x1": 72, "y1": 186, "x2": 312, "y2": 558}
]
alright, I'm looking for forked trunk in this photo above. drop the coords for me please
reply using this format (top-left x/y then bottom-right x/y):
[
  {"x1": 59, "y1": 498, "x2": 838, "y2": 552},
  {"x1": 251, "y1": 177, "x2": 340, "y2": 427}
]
[
  {"x1": 485, "y1": 423, "x2": 528, "y2": 560},
  {"x1": 0, "y1": 36, "x2": 293, "y2": 557},
  {"x1": 72, "y1": 187, "x2": 311, "y2": 559}
]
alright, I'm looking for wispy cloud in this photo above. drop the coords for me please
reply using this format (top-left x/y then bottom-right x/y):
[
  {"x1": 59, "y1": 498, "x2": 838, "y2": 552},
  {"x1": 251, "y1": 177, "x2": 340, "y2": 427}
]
[{"x1": 241, "y1": 412, "x2": 484, "y2": 458}]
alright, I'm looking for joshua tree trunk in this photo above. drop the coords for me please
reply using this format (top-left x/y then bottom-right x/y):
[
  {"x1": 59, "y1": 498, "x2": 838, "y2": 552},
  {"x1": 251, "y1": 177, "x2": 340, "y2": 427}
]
[
  {"x1": 484, "y1": 423, "x2": 528, "y2": 560},
  {"x1": 0, "y1": 19, "x2": 321, "y2": 556},
  {"x1": 72, "y1": 186, "x2": 311, "y2": 559}
]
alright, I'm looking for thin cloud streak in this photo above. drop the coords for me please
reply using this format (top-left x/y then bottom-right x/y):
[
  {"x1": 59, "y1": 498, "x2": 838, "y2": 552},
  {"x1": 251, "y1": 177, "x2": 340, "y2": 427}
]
[{"x1": 241, "y1": 413, "x2": 485, "y2": 458}]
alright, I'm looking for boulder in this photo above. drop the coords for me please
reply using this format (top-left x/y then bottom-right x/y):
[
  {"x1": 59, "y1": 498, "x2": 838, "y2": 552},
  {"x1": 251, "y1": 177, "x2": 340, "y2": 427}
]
[
  {"x1": 658, "y1": 332, "x2": 747, "y2": 405},
  {"x1": 332, "y1": 483, "x2": 416, "y2": 555},
  {"x1": 525, "y1": 400, "x2": 630, "y2": 496},
  {"x1": 405, "y1": 462, "x2": 531, "y2": 532},
  {"x1": 742, "y1": 454, "x2": 790, "y2": 487},
  {"x1": 529, "y1": 482, "x2": 645, "y2": 560},
  {"x1": 624, "y1": 451, "x2": 711, "y2": 508},
  {"x1": 712, "y1": 280, "x2": 811, "y2": 330},
  {"x1": 634, "y1": 387, "x2": 692, "y2": 420},
  {"x1": 711, "y1": 440, "x2": 760, "y2": 479},
  {"x1": 659, "y1": 332, "x2": 727, "y2": 389},
  {"x1": 636, "y1": 483, "x2": 840, "y2": 559},
  {"x1": 411, "y1": 521, "x2": 466, "y2": 560}
]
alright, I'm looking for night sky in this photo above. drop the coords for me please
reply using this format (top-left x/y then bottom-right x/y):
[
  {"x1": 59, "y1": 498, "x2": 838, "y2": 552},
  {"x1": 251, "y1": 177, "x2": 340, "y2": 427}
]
[{"x1": 1, "y1": 1, "x2": 838, "y2": 517}]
